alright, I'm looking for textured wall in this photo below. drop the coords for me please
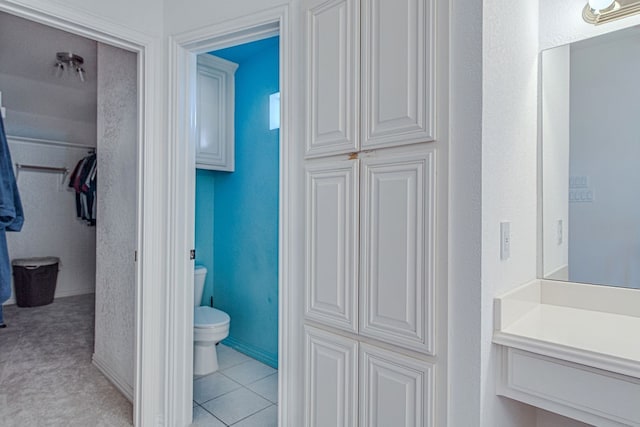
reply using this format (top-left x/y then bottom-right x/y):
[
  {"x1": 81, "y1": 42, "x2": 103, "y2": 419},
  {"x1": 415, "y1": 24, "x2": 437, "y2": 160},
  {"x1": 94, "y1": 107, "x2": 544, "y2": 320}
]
[
  {"x1": 93, "y1": 42, "x2": 137, "y2": 396},
  {"x1": 195, "y1": 37, "x2": 279, "y2": 368},
  {"x1": 482, "y1": 0, "x2": 540, "y2": 426}
]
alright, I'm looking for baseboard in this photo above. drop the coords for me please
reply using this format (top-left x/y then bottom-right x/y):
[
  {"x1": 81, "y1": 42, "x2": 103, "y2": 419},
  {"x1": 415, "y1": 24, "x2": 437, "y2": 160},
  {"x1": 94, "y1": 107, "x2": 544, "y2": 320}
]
[
  {"x1": 92, "y1": 353, "x2": 134, "y2": 403},
  {"x1": 222, "y1": 336, "x2": 278, "y2": 369},
  {"x1": 2, "y1": 287, "x2": 95, "y2": 306}
]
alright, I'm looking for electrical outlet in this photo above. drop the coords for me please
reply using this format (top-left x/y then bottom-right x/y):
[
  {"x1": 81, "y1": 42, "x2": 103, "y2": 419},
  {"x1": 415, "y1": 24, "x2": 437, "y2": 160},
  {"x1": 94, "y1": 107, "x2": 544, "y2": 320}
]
[{"x1": 500, "y1": 222, "x2": 511, "y2": 260}]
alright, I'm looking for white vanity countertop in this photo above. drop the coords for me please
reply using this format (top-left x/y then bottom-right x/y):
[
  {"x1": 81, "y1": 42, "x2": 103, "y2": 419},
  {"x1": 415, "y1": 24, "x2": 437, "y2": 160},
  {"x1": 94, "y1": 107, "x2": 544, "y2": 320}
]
[{"x1": 493, "y1": 279, "x2": 640, "y2": 378}]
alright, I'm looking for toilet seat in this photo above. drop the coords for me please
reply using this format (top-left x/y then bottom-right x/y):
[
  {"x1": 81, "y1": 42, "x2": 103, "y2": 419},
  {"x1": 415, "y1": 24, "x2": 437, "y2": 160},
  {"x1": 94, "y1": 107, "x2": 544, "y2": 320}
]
[{"x1": 194, "y1": 306, "x2": 230, "y2": 330}]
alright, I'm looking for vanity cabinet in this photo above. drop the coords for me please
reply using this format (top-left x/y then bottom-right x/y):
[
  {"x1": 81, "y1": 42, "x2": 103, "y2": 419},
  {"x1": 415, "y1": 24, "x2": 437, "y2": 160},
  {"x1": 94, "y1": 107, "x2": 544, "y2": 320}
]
[
  {"x1": 196, "y1": 54, "x2": 238, "y2": 171},
  {"x1": 305, "y1": 0, "x2": 435, "y2": 157}
]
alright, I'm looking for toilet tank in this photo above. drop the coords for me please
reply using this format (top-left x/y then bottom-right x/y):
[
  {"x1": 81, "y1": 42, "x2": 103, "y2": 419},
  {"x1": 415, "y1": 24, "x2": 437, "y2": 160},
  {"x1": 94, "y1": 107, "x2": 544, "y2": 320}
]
[{"x1": 194, "y1": 265, "x2": 207, "y2": 307}]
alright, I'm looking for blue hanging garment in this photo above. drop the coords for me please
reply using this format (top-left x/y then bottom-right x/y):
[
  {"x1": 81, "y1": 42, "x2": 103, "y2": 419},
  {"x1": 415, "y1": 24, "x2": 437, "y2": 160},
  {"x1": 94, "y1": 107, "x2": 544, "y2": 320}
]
[{"x1": 0, "y1": 114, "x2": 24, "y2": 327}]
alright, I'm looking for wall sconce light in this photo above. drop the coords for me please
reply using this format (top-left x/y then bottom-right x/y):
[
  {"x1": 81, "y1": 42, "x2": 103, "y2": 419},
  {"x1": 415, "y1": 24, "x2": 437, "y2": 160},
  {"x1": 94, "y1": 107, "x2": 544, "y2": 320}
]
[
  {"x1": 54, "y1": 52, "x2": 86, "y2": 82},
  {"x1": 583, "y1": 0, "x2": 640, "y2": 24}
]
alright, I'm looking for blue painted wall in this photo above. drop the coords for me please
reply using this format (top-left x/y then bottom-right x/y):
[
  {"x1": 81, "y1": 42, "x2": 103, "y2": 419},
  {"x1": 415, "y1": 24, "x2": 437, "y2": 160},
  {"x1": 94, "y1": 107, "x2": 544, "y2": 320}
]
[{"x1": 195, "y1": 36, "x2": 279, "y2": 368}]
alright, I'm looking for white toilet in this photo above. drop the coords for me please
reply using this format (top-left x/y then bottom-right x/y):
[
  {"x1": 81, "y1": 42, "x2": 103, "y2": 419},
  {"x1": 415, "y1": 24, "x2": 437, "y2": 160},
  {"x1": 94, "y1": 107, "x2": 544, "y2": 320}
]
[{"x1": 193, "y1": 265, "x2": 230, "y2": 376}]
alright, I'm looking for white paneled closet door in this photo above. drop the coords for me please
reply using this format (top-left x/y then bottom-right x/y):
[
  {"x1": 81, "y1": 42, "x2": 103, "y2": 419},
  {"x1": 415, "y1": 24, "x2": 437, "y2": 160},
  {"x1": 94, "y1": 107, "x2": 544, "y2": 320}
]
[
  {"x1": 361, "y1": 0, "x2": 435, "y2": 149},
  {"x1": 303, "y1": 0, "x2": 443, "y2": 425},
  {"x1": 306, "y1": 0, "x2": 360, "y2": 157},
  {"x1": 305, "y1": 160, "x2": 359, "y2": 332},
  {"x1": 360, "y1": 150, "x2": 435, "y2": 354},
  {"x1": 360, "y1": 344, "x2": 433, "y2": 427},
  {"x1": 305, "y1": 326, "x2": 358, "y2": 427}
]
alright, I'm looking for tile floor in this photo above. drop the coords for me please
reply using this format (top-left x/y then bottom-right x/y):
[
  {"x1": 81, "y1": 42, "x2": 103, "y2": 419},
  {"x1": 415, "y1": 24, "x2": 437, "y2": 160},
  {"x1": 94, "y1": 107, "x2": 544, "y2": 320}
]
[
  {"x1": 192, "y1": 344, "x2": 278, "y2": 427},
  {"x1": 192, "y1": 345, "x2": 278, "y2": 427}
]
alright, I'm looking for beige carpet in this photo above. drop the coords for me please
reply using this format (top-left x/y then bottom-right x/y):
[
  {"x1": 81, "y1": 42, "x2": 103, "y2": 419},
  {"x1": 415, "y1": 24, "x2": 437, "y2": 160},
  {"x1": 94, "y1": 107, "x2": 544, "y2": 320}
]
[{"x1": 0, "y1": 294, "x2": 133, "y2": 426}]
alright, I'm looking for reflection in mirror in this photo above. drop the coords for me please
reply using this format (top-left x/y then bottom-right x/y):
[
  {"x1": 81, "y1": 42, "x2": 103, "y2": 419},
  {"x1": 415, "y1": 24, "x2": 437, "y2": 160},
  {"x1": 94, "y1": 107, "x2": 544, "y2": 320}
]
[{"x1": 541, "y1": 25, "x2": 640, "y2": 289}]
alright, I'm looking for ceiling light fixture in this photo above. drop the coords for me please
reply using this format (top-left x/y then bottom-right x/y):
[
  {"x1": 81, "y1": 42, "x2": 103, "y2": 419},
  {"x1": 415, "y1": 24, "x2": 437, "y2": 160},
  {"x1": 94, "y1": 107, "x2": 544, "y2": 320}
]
[
  {"x1": 54, "y1": 52, "x2": 86, "y2": 82},
  {"x1": 583, "y1": 0, "x2": 640, "y2": 24}
]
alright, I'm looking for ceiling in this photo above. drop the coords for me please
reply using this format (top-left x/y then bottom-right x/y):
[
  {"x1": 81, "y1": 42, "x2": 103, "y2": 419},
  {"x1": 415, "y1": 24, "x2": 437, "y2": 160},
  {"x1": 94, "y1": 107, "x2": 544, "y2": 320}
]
[
  {"x1": 0, "y1": 11, "x2": 97, "y2": 130},
  {"x1": 0, "y1": 11, "x2": 97, "y2": 89}
]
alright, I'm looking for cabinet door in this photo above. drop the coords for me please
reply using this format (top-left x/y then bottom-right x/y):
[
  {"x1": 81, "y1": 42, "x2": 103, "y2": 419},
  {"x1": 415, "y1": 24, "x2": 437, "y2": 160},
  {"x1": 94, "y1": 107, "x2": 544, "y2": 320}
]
[
  {"x1": 305, "y1": 160, "x2": 359, "y2": 332},
  {"x1": 196, "y1": 54, "x2": 238, "y2": 171},
  {"x1": 360, "y1": 343, "x2": 434, "y2": 427},
  {"x1": 305, "y1": 326, "x2": 358, "y2": 427},
  {"x1": 361, "y1": 0, "x2": 435, "y2": 149},
  {"x1": 360, "y1": 150, "x2": 436, "y2": 354},
  {"x1": 306, "y1": 0, "x2": 359, "y2": 157}
]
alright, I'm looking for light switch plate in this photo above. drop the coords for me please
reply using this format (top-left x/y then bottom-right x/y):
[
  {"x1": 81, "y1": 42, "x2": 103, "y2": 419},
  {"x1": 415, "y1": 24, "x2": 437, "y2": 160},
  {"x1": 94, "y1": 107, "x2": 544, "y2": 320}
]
[{"x1": 500, "y1": 221, "x2": 511, "y2": 260}]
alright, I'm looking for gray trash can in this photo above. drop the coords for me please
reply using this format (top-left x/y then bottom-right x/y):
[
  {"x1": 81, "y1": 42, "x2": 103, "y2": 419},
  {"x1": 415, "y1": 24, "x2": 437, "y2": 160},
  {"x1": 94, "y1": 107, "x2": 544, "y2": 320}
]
[{"x1": 12, "y1": 257, "x2": 60, "y2": 307}]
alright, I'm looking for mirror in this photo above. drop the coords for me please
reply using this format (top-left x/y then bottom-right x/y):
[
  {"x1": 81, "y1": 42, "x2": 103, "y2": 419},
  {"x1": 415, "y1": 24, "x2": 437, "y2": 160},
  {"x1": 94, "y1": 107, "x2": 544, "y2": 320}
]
[{"x1": 541, "y1": 25, "x2": 640, "y2": 289}]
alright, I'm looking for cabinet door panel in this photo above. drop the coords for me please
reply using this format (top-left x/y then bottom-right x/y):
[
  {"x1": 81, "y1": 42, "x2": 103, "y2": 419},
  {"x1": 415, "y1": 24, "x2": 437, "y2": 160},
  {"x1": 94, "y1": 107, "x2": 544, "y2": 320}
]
[
  {"x1": 306, "y1": 0, "x2": 359, "y2": 157},
  {"x1": 196, "y1": 54, "x2": 238, "y2": 171},
  {"x1": 305, "y1": 160, "x2": 359, "y2": 332},
  {"x1": 360, "y1": 344, "x2": 434, "y2": 427},
  {"x1": 305, "y1": 326, "x2": 358, "y2": 427},
  {"x1": 362, "y1": 0, "x2": 435, "y2": 148},
  {"x1": 360, "y1": 151, "x2": 435, "y2": 354}
]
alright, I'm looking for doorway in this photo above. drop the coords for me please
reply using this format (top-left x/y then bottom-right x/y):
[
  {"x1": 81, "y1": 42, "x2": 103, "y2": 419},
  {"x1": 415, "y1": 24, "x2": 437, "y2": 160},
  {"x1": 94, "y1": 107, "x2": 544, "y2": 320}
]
[
  {"x1": 167, "y1": 6, "x2": 305, "y2": 426},
  {"x1": 191, "y1": 35, "x2": 280, "y2": 425},
  {"x1": 0, "y1": 4, "x2": 153, "y2": 425}
]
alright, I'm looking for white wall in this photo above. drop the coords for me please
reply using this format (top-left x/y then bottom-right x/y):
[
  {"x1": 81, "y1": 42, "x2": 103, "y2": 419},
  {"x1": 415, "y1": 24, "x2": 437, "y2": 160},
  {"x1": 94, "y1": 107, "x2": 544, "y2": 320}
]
[
  {"x1": 538, "y1": 2, "x2": 640, "y2": 425},
  {"x1": 482, "y1": 0, "x2": 539, "y2": 426},
  {"x1": 448, "y1": 0, "x2": 483, "y2": 424},
  {"x1": 6, "y1": 139, "x2": 97, "y2": 302},
  {"x1": 93, "y1": 42, "x2": 138, "y2": 399},
  {"x1": 568, "y1": 31, "x2": 640, "y2": 288},
  {"x1": 541, "y1": 45, "x2": 570, "y2": 279}
]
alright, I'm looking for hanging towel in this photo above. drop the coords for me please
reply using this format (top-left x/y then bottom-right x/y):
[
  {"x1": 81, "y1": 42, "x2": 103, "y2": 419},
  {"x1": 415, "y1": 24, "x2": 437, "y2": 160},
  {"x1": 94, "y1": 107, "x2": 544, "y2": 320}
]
[{"x1": 0, "y1": 114, "x2": 24, "y2": 327}]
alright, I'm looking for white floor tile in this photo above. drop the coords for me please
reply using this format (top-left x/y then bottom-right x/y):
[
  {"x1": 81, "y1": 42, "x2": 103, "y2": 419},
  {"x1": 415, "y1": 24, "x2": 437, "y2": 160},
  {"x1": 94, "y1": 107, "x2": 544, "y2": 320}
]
[
  {"x1": 193, "y1": 372, "x2": 241, "y2": 404},
  {"x1": 232, "y1": 405, "x2": 278, "y2": 427},
  {"x1": 201, "y1": 388, "x2": 271, "y2": 426},
  {"x1": 221, "y1": 359, "x2": 276, "y2": 386},
  {"x1": 191, "y1": 405, "x2": 226, "y2": 427},
  {"x1": 217, "y1": 345, "x2": 252, "y2": 370},
  {"x1": 245, "y1": 373, "x2": 278, "y2": 404}
]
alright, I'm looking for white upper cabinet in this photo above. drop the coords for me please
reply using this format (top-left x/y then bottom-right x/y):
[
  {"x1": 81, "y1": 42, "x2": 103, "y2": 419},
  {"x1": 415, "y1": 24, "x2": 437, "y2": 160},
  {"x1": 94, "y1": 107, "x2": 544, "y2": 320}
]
[
  {"x1": 306, "y1": 0, "x2": 435, "y2": 156},
  {"x1": 196, "y1": 54, "x2": 238, "y2": 171},
  {"x1": 306, "y1": 0, "x2": 360, "y2": 157},
  {"x1": 361, "y1": 0, "x2": 435, "y2": 148}
]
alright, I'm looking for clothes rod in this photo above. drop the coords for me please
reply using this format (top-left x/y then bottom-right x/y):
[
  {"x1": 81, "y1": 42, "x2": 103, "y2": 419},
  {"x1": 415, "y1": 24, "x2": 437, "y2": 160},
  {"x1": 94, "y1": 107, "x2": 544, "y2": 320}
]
[{"x1": 15, "y1": 164, "x2": 69, "y2": 174}]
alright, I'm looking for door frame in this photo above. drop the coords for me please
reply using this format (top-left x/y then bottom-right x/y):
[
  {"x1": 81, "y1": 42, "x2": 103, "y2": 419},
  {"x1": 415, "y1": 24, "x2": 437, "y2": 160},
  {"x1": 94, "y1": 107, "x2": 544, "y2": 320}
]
[
  {"x1": 0, "y1": 2, "x2": 165, "y2": 425},
  {"x1": 167, "y1": 4, "x2": 305, "y2": 426}
]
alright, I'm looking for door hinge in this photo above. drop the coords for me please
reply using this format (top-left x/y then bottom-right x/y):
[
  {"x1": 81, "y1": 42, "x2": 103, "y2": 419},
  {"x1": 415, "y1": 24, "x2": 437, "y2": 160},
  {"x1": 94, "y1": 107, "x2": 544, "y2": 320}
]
[{"x1": 190, "y1": 249, "x2": 196, "y2": 260}]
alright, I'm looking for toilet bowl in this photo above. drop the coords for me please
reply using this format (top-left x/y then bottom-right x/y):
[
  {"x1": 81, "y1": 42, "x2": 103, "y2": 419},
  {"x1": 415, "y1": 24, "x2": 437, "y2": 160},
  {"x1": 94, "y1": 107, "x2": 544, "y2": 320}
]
[{"x1": 193, "y1": 265, "x2": 230, "y2": 376}]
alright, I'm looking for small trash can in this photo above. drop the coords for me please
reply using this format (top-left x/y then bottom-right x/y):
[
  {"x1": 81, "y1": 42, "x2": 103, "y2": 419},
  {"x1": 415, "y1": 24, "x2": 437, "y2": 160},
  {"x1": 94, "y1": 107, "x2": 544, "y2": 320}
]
[{"x1": 12, "y1": 257, "x2": 60, "y2": 307}]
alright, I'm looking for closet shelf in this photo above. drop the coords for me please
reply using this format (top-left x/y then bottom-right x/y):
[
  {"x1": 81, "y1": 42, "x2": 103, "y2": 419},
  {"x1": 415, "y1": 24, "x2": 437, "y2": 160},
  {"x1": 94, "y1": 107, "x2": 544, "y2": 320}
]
[
  {"x1": 15, "y1": 164, "x2": 69, "y2": 175},
  {"x1": 7, "y1": 135, "x2": 96, "y2": 151}
]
